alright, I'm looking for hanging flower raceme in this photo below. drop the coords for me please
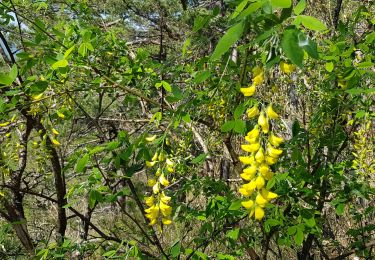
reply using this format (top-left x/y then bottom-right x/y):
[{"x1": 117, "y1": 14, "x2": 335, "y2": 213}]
[
  {"x1": 238, "y1": 96, "x2": 284, "y2": 220},
  {"x1": 144, "y1": 141, "x2": 174, "y2": 228},
  {"x1": 240, "y1": 67, "x2": 264, "y2": 97}
]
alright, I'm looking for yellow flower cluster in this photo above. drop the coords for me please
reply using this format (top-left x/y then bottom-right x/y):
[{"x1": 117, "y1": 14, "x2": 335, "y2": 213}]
[
  {"x1": 240, "y1": 67, "x2": 264, "y2": 97},
  {"x1": 352, "y1": 121, "x2": 374, "y2": 177},
  {"x1": 238, "y1": 103, "x2": 284, "y2": 220},
  {"x1": 144, "y1": 148, "x2": 174, "y2": 226}
]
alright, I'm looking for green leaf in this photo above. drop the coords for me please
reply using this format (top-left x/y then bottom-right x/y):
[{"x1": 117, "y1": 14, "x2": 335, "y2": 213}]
[
  {"x1": 304, "y1": 217, "x2": 316, "y2": 227},
  {"x1": 76, "y1": 153, "x2": 89, "y2": 173},
  {"x1": 335, "y1": 203, "x2": 345, "y2": 216},
  {"x1": 107, "y1": 141, "x2": 120, "y2": 151},
  {"x1": 299, "y1": 35, "x2": 319, "y2": 59},
  {"x1": 271, "y1": 0, "x2": 291, "y2": 8},
  {"x1": 221, "y1": 120, "x2": 235, "y2": 132},
  {"x1": 172, "y1": 85, "x2": 183, "y2": 100},
  {"x1": 193, "y1": 16, "x2": 211, "y2": 32},
  {"x1": 299, "y1": 15, "x2": 327, "y2": 31},
  {"x1": 170, "y1": 241, "x2": 181, "y2": 257},
  {"x1": 234, "y1": 103, "x2": 246, "y2": 119},
  {"x1": 88, "y1": 190, "x2": 102, "y2": 209},
  {"x1": 287, "y1": 226, "x2": 297, "y2": 235},
  {"x1": 211, "y1": 22, "x2": 244, "y2": 61},
  {"x1": 266, "y1": 177, "x2": 276, "y2": 189},
  {"x1": 294, "y1": 228, "x2": 304, "y2": 245},
  {"x1": 102, "y1": 250, "x2": 116, "y2": 257},
  {"x1": 191, "y1": 153, "x2": 208, "y2": 164},
  {"x1": 281, "y1": 29, "x2": 304, "y2": 67},
  {"x1": 64, "y1": 46, "x2": 75, "y2": 59},
  {"x1": 0, "y1": 74, "x2": 14, "y2": 85},
  {"x1": 8, "y1": 65, "x2": 18, "y2": 82},
  {"x1": 228, "y1": 200, "x2": 242, "y2": 210},
  {"x1": 52, "y1": 59, "x2": 68, "y2": 70},
  {"x1": 226, "y1": 228, "x2": 240, "y2": 240},
  {"x1": 182, "y1": 113, "x2": 191, "y2": 123},
  {"x1": 0, "y1": 65, "x2": 18, "y2": 86},
  {"x1": 230, "y1": 0, "x2": 250, "y2": 19},
  {"x1": 346, "y1": 88, "x2": 375, "y2": 95},
  {"x1": 194, "y1": 71, "x2": 211, "y2": 83},
  {"x1": 237, "y1": 1, "x2": 263, "y2": 20},
  {"x1": 161, "y1": 81, "x2": 172, "y2": 92},
  {"x1": 325, "y1": 62, "x2": 334, "y2": 72},
  {"x1": 233, "y1": 119, "x2": 246, "y2": 133},
  {"x1": 293, "y1": 0, "x2": 306, "y2": 15}
]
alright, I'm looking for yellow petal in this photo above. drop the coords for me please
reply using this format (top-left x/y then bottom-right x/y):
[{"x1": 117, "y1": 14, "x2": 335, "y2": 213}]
[
  {"x1": 166, "y1": 158, "x2": 174, "y2": 166},
  {"x1": 255, "y1": 176, "x2": 265, "y2": 189},
  {"x1": 51, "y1": 138, "x2": 61, "y2": 146},
  {"x1": 247, "y1": 125, "x2": 260, "y2": 139},
  {"x1": 145, "y1": 135, "x2": 157, "y2": 142},
  {"x1": 258, "y1": 112, "x2": 269, "y2": 133},
  {"x1": 239, "y1": 155, "x2": 255, "y2": 165},
  {"x1": 269, "y1": 133, "x2": 284, "y2": 147},
  {"x1": 0, "y1": 122, "x2": 10, "y2": 127},
  {"x1": 255, "y1": 193, "x2": 268, "y2": 206},
  {"x1": 159, "y1": 174, "x2": 170, "y2": 187},
  {"x1": 57, "y1": 111, "x2": 65, "y2": 119},
  {"x1": 145, "y1": 196, "x2": 154, "y2": 207},
  {"x1": 280, "y1": 61, "x2": 295, "y2": 74},
  {"x1": 162, "y1": 218, "x2": 172, "y2": 225},
  {"x1": 247, "y1": 105, "x2": 259, "y2": 118},
  {"x1": 267, "y1": 146, "x2": 283, "y2": 158},
  {"x1": 241, "y1": 199, "x2": 254, "y2": 209},
  {"x1": 243, "y1": 165, "x2": 257, "y2": 175},
  {"x1": 239, "y1": 187, "x2": 252, "y2": 197},
  {"x1": 152, "y1": 182, "x2": 160, "y2": 194},
  {"x1": 240, "y1": 84, "x2": 256, "y2": 97},
  {"x1": 255, "y1": 148, "x2": 265, "y2": 163},
  {"x1": 52, "y1": 128, "x2": 60, "y2": 135},
  {"x1": 241, "y1": 143, "x2": 260, "y2": 153},
  {"x1": 265, "y1": 156, "x2": 278, "y2": 165},
  {"x1": 148, "y1": 179, "x2": 156, "y2": 187},
  {"x1": 32, "y1": 93, "x2": 44, "y2": 101},
  {"x1": 152, "y1": 152, "x2": 158, "y2": 161},
  {"x1": 245, "y1": 136, "x2": 258, "y2": 143},
  {"x1": 259, "y1": 164, "x2": 270, "y2": 176},
  {"x1": 254, "y1": 206, "x2": 265, "y2": 220},
  {"x1": 146, "y1": 161, "x2": 156, "y2": 167},
  {"x1": 266, "y1": 105, "x2": 279, "y2": 119}
]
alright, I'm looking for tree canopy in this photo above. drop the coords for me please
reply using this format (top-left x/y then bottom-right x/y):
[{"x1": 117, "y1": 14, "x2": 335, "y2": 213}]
[{"x1": 0, "y1": 0, "x2": 374, "y2": 259}]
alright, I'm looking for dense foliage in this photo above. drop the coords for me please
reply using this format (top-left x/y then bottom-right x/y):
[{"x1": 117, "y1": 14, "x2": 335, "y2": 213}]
[{"x1": 0, "y1": 0, "x2": 374, "y2": 259}]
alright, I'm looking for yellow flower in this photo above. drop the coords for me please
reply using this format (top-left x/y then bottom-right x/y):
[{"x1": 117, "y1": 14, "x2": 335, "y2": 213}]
[
  {"x1": 254, "y1": 206, "x2": 265, "y2": 220},
  {"x1": 159, "y1": 174, "x2": 170, "y2": 187},
  {"x1": 146, "y1": 161, "x2": 156, "y2": 167},
  {"x1": 247, "y1": 105, "x2": 259, "y2": 118},
  {"x1": 267, "y1": 145, "x2": 283, "y2": 158},
  {"x1": 147, "y1": 179, "x2": 156, "y2": 187},
  {"x1": 57, "y1": 111, "x2": 65, "y2": 119},
  {"x1": 241, "y1": 199, "x2": 254, "y2": 209},
  {"x1": 255, "y1": 193, "x2": 268, "y2": 207},
  {"x1": 160, "y1": 192, "x2": 171, "y2": 204},
  {"x1": 255, "y1": 175, "x2": 265, "y2": 189},
  {"x1": 244, "y1": 179, "x2": 257, "y2": 191},
  {"x1": 240, "y1": 84, "x2": 256, "y2": 97},
  {"x1": 255, "y1": 148, "x2": 265, "y2": 163},
  {"x1": 252, "y1": 67, "x2": 264, "y2": 86},
  {"x1": 259, "y1": 164, "x2": 270, "y2": 176},
  {"x1": 240, "y1": 169, "x2": 256, "y2": 181},
  {"x1": 239, "y1": 187, "x2": 252, "y2": 197},
  {"x1": 239, "y1": 155, "x2": 255, "y2": 165},
  {"x1": 261, "y1": 189, "x2": 278, "y2": 200},
  {"x1": 32, "y1": 93, "x2": 44, "y2": 101},
  {"x1": 280, "y1": 61, "x2": 295, "y2": 74},
  {"x1": 245, "y1": 136, "x2": 258, "y2": 143},
  {"x1": 0, "y1": 122, "x2": 10, "y2": 127},
  {"x1": 52, "y1": 128, "x2": 60, "y2": 135},
  {"x1": 145, "y1": 135, "x2": 157, "y2": 142},
  {"x1": 269, "y1": 133, "x2": 284, "y2": 147},
  {"x1": 258, "y1": 112, "x2": 269, "y2": 133},
  {"x1": 51, "y1": 138, "x2": 61, "y2": 146},
  {"x1": 145, "y1": 205, "x2": 159, "y2": 219},
  {"x1": 162, "y1": 218, "x2": 172, "y2": 225},
  {"x1": 155, "y1": 168, "x2": 162, "y2": 177},
  {"x1": 241, "y1": 143, "x2": 260, "y2": 153},
  {"x1": 159, "y1": 201, "x2": 172, "y2": 216},
  {"x1": 243, "y1": 164, "x2": 258, "y2": 175},
  {"x1": 145, "y1": 196, "x2": 154, "y2": 207},
  {"x1": 266, "y1": 105, "x2": 279, "y2": 119},
  {"x1": 152, "y1": 152, "x2": 158, "y2": 161},
  {"x1": 265, "y1": 156, "x2": 278, "y2": 165},
  {"x1": 247, "y1": 125, "x2": 260, "y2": 139},
  {"x1": 166, "y1": 166, "x2": 174, "y2": 173},
  {"x1": 152, "y1": 182, "x2": 160, "y2": 194},
  {"x1": 166, "y1": 158, "x2": 174, "y2": 166}
]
